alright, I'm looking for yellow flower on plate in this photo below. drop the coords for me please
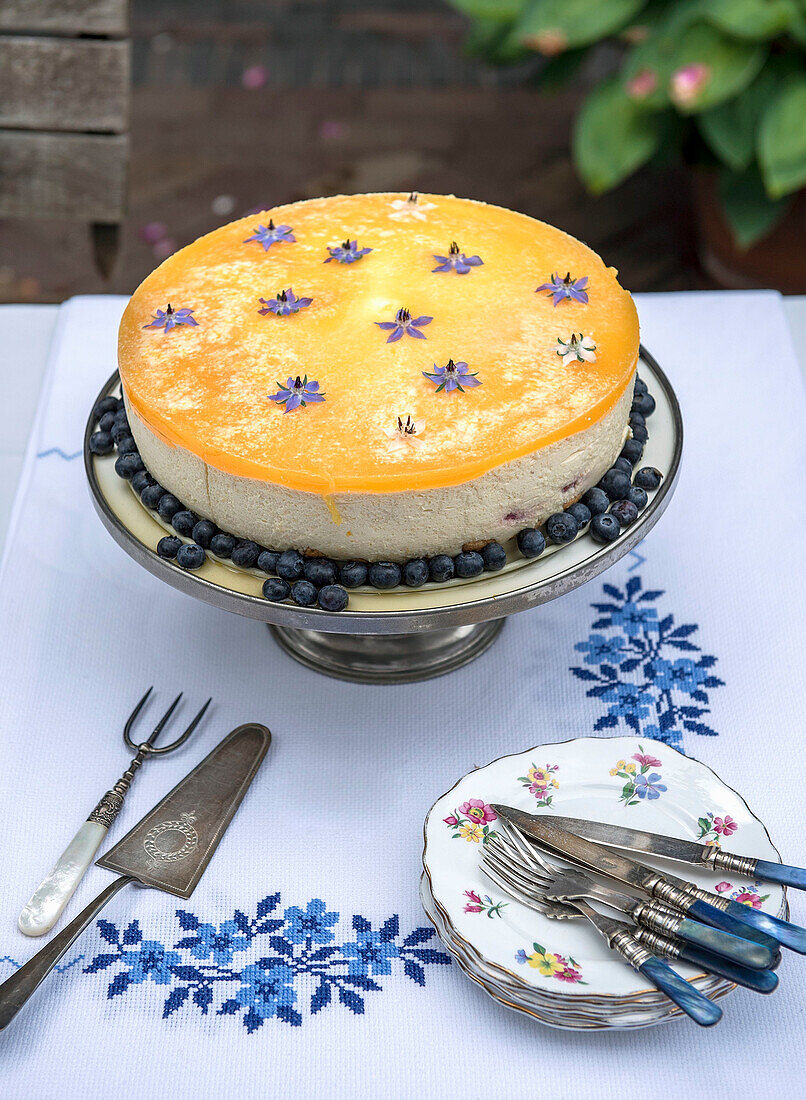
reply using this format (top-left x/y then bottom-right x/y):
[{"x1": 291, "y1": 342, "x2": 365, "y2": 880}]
[
  {"x1": 617, "y1": 759, "x2": 626, "y2": 769},
  {"x1": 551, "y1": 779, "x2": 559, "y2": 788},
  {"x1": 625, "y1": 763, "x2": 636, "y2": 774},
  {"x1": 528, "y1": 951, "x2": 564, "y2": 976},
  {"x1": 458, "y1": 822, "x2": 483, "y2": 843},
  {"x1": 609, "y1": 768, "x2": 618, "y2": 776}
]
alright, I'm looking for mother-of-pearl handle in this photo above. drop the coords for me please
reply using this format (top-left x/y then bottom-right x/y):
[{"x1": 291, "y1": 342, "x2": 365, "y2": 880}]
[{"x1": 18, "y1": 821, "x2": 108, "y2": 937}]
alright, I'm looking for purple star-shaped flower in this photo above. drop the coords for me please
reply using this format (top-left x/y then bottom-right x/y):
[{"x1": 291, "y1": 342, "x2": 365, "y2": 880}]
[
  {"x1": 268, "y1": 375, "x2": 325, "y2": 413},
  {"x1": 536, "y1": 272, "x2": 589, "y2": 306},
  {"x1": 243, "y1": 219, "x2": 296, "y2": 251},
  {"x1": 432, "y1": 241, "x2": 483, "y2": 275},
  {"x1": 143, "y1": 304, "x2": 198, "y2": 332},
  {"x1": 375, "y1": 307, "x2": 432, "y2": 343},
  {"x1": 422, "y1": 359, "x2": 481, "y2": 394},
  {"x1": 258, "y1": 288, "x2": 313, "y2": 316},
  {"x1": 324, "y1": 239, "x2": 372, "y2": 264}
]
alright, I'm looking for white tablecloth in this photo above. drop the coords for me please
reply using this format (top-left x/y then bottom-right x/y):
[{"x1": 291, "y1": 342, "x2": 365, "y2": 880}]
[{"x1": 1, "y1": 292, "x2": 805, "y2": 1099}]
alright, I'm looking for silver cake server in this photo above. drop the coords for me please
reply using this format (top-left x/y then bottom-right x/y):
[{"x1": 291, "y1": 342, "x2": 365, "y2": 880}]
[{"x1": 0, "y1": 722, "x2": 270, "y2": 1030}]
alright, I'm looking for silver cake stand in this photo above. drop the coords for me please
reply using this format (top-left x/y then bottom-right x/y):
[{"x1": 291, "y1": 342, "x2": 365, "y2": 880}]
[{"x1": 85, "y1": 347, "x2": 682, "y2": 684}]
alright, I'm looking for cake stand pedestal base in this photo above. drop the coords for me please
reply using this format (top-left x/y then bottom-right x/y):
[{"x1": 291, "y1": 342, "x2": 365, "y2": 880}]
[{"x1": 269, "y1": 618, "x2": 506, "y2": 684}]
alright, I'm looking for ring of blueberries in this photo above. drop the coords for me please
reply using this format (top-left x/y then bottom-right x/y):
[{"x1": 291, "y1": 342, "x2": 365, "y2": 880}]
[{"x1": 88, "y1": 374, "x2": 662, "y2": 613}]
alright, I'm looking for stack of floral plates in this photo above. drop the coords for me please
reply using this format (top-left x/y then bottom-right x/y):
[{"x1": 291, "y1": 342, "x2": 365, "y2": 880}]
[{"x1": 421, "y1": 736, "x2": 787, "y2": 1029}]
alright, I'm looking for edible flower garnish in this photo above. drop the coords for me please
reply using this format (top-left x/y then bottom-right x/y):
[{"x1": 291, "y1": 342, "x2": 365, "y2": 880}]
[
  {"x1": 537, "y1": 272, "x2": 589, "y2": 306},
  {"x1": 143, "y1": 304, "x2": 198, "y2": 332},
  {"x1": 268, "y1": 375, "x2": 325, "y2": 413},
  {"x1": 422, "y1": 359, "x2": 481, "y2": 394},
  {"x1": 432, "y1": 241, "x2": 483, "y2": 275},
  {"x1": 383, "y1": 415, "x2": 426, "y2": 453},
  {"x1": 324, "y1": 239, "x2": 372, "y2": 264},
  {"x1": 243, "y1": 219, "x2": 296, "y2": 251},
  {"x1": 258, "y1": 288, "x2": 313, "y2": 316},
  {"x1": 556, "y1": 333, "x2": 597, "y2": 366},
  {"x1": 375, "y1": 307, "x2": 432, "y2": 343},
  {"x1": 389, "y1": 191, "x2": 436, "y2": 221}
]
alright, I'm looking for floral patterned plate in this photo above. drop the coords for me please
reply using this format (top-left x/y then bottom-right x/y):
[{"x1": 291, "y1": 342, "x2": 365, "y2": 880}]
[{"x1": 422, "y1": 736, "x2": 785, "y2": 1023}]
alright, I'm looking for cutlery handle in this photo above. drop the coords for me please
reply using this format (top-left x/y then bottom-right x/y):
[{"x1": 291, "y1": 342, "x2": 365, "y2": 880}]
[
  {"x1": 720, "y1": 898, "x2": 806, "y2": 954},
  {"x1": 0, "y1": 876, "x2": 133, "y2": 1031},
  {"x1": 681, "y1": 898, "x2": 779, "y2": 959},
  {"x1": 674, "y1": 915, "x2": 775, "y2": 971},
  {"x1": 637, "y1": 957, "x2": 722, "y2": 1026},
  {"x1": 18, "y1": 821, "x2": 108, "y2": 937},
  {"x1": 753, "y1": 859, "x2": 806, "y2": 891},
  {"x1": 674, "y1": 942, "x2": 778, "y2": 994}
]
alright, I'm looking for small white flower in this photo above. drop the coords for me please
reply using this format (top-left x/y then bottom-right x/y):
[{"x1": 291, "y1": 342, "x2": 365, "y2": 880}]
[
  {"x1": 389, "y1": 192, "x2": 436, "y2": 221},
  {"x1": 556, "y1": 332, "x2": 597, "y2": 366},
  {"x1": 383, "y1": 415, "x2": 426, "y2": 454}
]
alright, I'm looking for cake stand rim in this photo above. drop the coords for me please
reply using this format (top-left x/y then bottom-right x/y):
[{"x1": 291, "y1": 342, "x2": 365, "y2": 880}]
[{"x1": 85, "y1": 345, "x2": 682, "y2": 635}]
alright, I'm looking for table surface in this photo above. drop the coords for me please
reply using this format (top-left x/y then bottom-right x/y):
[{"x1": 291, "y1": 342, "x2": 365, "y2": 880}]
[{"x1": 2, "y1": 295, "x2": 805, "y2": 553}]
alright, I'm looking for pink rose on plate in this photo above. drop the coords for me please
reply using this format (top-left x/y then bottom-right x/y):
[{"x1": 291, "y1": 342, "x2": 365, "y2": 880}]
[
  {"x1": 715, "y1": 881, "x2": 731, "y2": 893},
  {"x1": 734, "y1": 891, "x2": 762, "y2": 909},
  {"x1": 633, "y1": 752, "x2": 662, "y2": 768},
  {"x1": 460, "y1": 799, "x2": 497, "y2": 825},
  {"x1": 443, "y1": 814, "x2": 458, "y2": 827},
  {"x1": 713, "y1": 815, "x2": 737, "y2": 837}
]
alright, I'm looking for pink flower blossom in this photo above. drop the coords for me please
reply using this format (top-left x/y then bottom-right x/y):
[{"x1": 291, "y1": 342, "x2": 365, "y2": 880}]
[
  {"x1": 715, "y1": 881, "x2": 731, "y2": 893},
  {"x1": 670, "y1": 63, "x2": 710, "y2": 107},
  {"x1": 626, "y1": 69, "x2": 658, "y2": 100},
  {"x1": 632, "y1": 752, "x2": 662, "y2": 767},
  {"x1": 443, "y1": 815, "x2": 458, "y2": 828},
  {"x1": 242, "y1": 65, "x2": 268, "y2": 90},
  {"x1": 556, "y1": 967, "x2": 583, "y2": 983},
  {"x1": 734, "y1": 891, "x2": 762, "y2": 909},
  {"x1": 459, "y1": 799, "x2": 497, "y2": 825},
  {"x1": 713, "y1": 815, "x2": 737, "y2": 836},
  {"x1": 463, "y1": 890, "x2": 483, "y2": 913}
]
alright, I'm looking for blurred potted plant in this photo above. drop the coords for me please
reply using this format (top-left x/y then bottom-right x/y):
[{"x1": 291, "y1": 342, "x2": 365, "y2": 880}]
[{"x1": 449, "y1": 0, "x2": 806, "y2": 290}]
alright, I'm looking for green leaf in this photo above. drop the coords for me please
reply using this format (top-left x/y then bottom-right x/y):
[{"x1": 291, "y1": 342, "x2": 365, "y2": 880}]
[
  {"x1": 573, "y1": 77, "x2": 665, "y2": 193},
  {"x1": 758, "y1": 77, "x2": 806, "y2": 197},
  {"x1": 719, "y1": 165, "x2": 793, "y2": 247},
  {"x1": 515, "y1": 0, "x2": 648, "y2": 52},
  {"x1": 701, "y1": 0, "x2": 796, "y2": 39},
  {"x1": 696, "y1": 60, "x2": 783, "y2": 169},
  {"x1": 464, "y1": 16, "x2": 531, "y2": 64},
  {"x1": 669, "y1": 22, "x2": 767, "y2": 113},
  {"x1": 450, "y1": 0, "x2": 526, "y2": 20}
]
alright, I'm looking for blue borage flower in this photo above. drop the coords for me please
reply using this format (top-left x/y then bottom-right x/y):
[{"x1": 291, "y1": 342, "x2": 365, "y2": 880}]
[
  {"x1": 268, "y1": 375, "x2": 325, "y2": 413},
  {"x1": 143, "y1": 304, "x2": 198, "y2": 332},
  {"x1": 243, "y1": 219, "x2": 296, "y2": 251},
  {"x1": 537, "y1": 272, "x2": 589, "y2": 306},
  {"x1": 432, "y1": 242, "x2": 483, "y2": 274},
  {"x1": 78, "y1": 893, "x2": 450, "y2": 1033},
  {"x1": 325, "y1": 239, "x2": 372, "y2": 264},
  {"x1": 422, "y1": 359, "x2": 481, "y2": 394},
  {"x1": 258, "y1": 288, "x2": 313, "y2": 316},
  {"x1": 375, "y1": 307, "x2": 432, "y2": 343}
]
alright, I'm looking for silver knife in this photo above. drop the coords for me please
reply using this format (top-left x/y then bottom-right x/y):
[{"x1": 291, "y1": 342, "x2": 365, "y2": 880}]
[
  {"x1": 547, "y1": 814, "x2": 806, "y2": 892},
  {"x1": 491, "y1": 804, "x2": 806, "y2": 955},
  {"x1": 0, "y1": 722, "x2": 271, "y2": 1030}
]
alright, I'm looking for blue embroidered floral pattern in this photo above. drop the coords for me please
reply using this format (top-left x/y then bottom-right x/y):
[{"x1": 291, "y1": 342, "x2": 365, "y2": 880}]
[
  {"x1": 80, "y1": 893, "x2": 450, "y2": 1033},
  {"x1": 571, "y1": 575, "x2": 724, "y2": 747}
]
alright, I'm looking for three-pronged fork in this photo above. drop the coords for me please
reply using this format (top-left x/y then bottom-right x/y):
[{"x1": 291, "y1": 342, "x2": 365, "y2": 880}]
[{"x1": 18, "y1": 687, "x2": 212, "y2": 937}]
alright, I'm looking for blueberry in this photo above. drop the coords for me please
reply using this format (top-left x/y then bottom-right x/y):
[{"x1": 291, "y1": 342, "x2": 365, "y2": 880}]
[
  {"x1": 140, "y1": 484, "x2": 165, "y2": 510},
  {"x1": 613, "y1": 456, "x2": 633, "y2": 475},
  {"x1": 157, "y1": 535, "x2": 182, "y2": 559},
  {"x1": 481, "y1": 542, "x2": 507, "y2": 571},
  {"x1": 171, "y1": 510, "x2": 197, "y2": 537},
  {"x1": 256, "y1": 549, "x2": 279, "y2": 573},
  {"x1": 192, "y1": 520, "x2": 218, "y2": 549},
  {"x1": 621, "y1": 438, "x2": 644, "y2": 466},
  {"x1": 231, "y1": 540, "x2": 260, "y2": 568},
  {"x1": 581, "y1": 487, "x2": 610, "y2": 516},
  {"x1": 89, "y1": 430, "x2": 113, "y2": 455},
  {"x1": 567, "y1": 502, "x2": 591, "y2": 527},
  {"x1": 590, "y1": 513, "x2": 621, "y2": 543},
  {"x1": 94, "y1": 396, "x2": 119, "y2": 419},
  {"x1": 115, "y1": 453, "x2": 145, "y2": 480},
  {"x1": 176, "y1": 543, "x2": 205, "y2": 570},
  {"x1": 610, "y1": 499, "x2": 639, "y2": 527},
  {"x1": 632, "y1": 391, "x2": 656, "y2": 417},
  {"x1": 339, "y1": 560, "x2": 368, "y2": 588},
  {"x1": 98, "y1": 411, "x2": 116, "y2": 433},
  {"x1": 428, "y1": 555, "x2": 454, "y2": 583},
  {"x1": 304, "y1": 558, "x2": 338, "y2": 587},
  {"x1": 368, "y1": 562, "x2": 402, "y2": 589},
  {"x1": 116, "y1": 435, "x2": 138, "y2": 457},
  {"x1": 157, "y1": 493, "x2": 183, "y2": 521},
  {"x1": 318, "y1": 585, "x2": 349, "y2": 612},
  {"x1": 634, "y1": 466, "x2": 662, "y2": 490},
  {"x1": 210, "y1": 533, "x2": 236, "y2": 558},
  {"x1": 634, "y1": 375, "x2": 648, "y2": 397},
  {"x1": 403, "y1": 558, "x2": 429, "y2": 587},
  {"x1": 516, "y1": 528, "x2": 546, "y2": 559},
  {"x1": 276, "y1": 549, "x2": 304, "y2": 580},
  {"x1": 546, "y1": 512, "x2": 578, "y2": 544},
  {"x1": 629, "y1": 410, "x2": 646, "y2": 430},
  {"x1": 131, "y1": 469, "x2": 153, "y2": 494},
  {"x1": 628, "y1": 485, "x2": 648, "y2": 510},
  {"x1": 111, "y1": 419, "x2": 131, "y2": 444},
  {"x1": 262, "y1": 577, "x2": 290, "y2": 602},
  {"x1": 454, "y1": 551, "x2": 484, "y2": 578},
  {"x1": 291, "y1": 579, "x2": 318, "y2": 606},
  {"x1": 598, "y1": 468, "x2": 632, "y2": 502},
  {"x1": 630, "y1": 421, "x2": 649, "y2": 444}
]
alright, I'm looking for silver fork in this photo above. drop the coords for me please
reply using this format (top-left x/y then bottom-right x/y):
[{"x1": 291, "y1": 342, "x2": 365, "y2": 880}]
[{"x1": 481, "y1": 830, "x2": 720, "y2": 1025}]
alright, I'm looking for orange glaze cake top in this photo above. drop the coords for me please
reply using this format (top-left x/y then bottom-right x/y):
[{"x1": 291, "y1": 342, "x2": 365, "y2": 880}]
[{"x1": 118, "y1": 193, "x2": 639, "y2": 495}]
